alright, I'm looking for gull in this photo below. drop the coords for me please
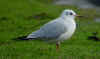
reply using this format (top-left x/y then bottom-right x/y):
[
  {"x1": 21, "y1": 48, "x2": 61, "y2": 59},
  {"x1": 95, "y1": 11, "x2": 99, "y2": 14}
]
[{"x1": 18, "y1": 9, "x2": 82, "y2": 49}]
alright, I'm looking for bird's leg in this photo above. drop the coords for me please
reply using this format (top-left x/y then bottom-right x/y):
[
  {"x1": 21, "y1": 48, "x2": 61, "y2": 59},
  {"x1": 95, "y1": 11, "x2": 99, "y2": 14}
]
[{"x1": 56, "y1": 41, "x2": 60, "y2": 50}]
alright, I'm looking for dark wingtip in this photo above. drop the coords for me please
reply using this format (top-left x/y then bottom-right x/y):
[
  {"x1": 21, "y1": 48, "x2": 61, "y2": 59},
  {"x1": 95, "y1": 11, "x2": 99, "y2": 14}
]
[{"x1": 12, "y1": 36, "x2": 30, "y2": 41}]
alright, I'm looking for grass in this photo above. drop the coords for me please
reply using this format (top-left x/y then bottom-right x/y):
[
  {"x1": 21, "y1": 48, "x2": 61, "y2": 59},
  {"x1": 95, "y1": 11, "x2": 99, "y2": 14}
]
[{"x1": 0, "y1": 0, "x2": 100, "y2": 59}]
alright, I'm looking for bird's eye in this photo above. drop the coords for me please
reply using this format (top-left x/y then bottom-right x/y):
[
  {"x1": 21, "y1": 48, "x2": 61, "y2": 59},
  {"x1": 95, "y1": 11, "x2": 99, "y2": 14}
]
[{"x1": 69, "y1": 12, "x2": 73, "y2": 15}]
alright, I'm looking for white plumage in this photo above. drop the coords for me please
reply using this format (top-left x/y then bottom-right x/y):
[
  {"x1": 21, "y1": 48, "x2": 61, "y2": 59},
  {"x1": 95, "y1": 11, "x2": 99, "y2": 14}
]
[{"x1": 26, "y1": 9, "x2": 77, "y2": 49}]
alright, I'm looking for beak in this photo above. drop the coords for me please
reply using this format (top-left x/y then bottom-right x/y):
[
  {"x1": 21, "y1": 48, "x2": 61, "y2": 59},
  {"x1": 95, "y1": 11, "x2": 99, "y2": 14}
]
[{"x1": 75, "y1": 15, "x2": 84, "y2": 17}]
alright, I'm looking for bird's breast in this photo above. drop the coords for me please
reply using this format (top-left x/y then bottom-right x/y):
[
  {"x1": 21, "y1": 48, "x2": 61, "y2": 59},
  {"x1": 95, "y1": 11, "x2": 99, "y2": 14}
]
[{"x1": 58, "y1": 19, "x2": 76, "y2": 41}]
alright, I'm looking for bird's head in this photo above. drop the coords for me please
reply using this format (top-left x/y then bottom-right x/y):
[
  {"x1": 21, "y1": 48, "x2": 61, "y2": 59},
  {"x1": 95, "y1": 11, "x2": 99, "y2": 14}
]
[{"x1": 61, "y1": 9, "x2": 82, "y2": 19}]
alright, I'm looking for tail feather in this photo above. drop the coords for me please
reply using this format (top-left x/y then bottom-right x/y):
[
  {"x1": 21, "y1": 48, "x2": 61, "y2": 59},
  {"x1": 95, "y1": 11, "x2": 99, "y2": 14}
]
[
  {"x1": 13, "y1": 35, "x2": 38, "y2": 40},
  {"x1": 13, "y1": 31, "x2": 39, "y2": 40}
]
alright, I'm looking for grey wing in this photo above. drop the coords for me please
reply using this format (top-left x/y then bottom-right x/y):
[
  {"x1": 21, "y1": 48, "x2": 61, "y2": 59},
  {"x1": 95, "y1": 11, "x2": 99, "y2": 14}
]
[{"x1": 27, "y1": 20, "x2": 68, "y2": 39}]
